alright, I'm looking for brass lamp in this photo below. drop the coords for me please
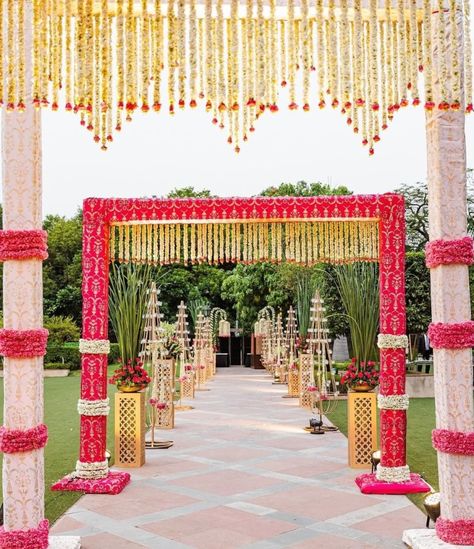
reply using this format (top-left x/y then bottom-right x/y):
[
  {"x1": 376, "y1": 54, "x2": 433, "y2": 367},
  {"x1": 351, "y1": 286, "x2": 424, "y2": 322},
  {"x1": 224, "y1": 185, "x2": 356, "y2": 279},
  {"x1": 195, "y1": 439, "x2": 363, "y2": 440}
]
[
  {"x1": 371, "y1": 450, "x2": 381, "y2": 473},
  {"x1": 423, "y1": 492, "x2": 440, "y2": 528}
]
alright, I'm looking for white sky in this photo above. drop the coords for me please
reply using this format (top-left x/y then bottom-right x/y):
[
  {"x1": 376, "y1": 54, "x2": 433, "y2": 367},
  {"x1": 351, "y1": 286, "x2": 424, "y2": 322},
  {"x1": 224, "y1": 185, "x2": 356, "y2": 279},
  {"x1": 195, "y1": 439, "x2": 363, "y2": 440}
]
[{"x1": 2, "y1": 97, "x2": 474, "y2": 217}]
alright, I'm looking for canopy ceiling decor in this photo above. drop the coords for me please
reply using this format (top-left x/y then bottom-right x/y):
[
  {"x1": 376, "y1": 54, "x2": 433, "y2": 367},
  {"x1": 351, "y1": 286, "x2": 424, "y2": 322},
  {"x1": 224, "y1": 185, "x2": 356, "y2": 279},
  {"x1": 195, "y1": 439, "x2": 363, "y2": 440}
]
[{"x1": 1, "y1": 0, "x2": 472, "y2": 153}]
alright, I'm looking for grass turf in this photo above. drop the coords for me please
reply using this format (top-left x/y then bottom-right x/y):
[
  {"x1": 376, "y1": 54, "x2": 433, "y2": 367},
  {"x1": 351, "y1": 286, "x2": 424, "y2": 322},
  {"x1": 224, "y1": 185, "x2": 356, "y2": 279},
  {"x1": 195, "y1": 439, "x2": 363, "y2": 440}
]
[
  {"x1": 0, "y1": 369, "x2": 117, "y2": 525},
  {"x1": 328, "y1": 397, "x2": 438, "y2": 510}
]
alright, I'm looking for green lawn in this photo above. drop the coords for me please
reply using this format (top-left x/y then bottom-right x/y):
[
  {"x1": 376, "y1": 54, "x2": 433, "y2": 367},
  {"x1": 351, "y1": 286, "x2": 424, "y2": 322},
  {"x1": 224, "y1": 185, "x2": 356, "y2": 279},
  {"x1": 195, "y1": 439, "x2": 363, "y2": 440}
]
[
  {"x1": 0, "y1": 369, "x2": 117, "y2": 524},
  {"x1": 328, "y1": 397, "x2": 438, "y2": 509}
]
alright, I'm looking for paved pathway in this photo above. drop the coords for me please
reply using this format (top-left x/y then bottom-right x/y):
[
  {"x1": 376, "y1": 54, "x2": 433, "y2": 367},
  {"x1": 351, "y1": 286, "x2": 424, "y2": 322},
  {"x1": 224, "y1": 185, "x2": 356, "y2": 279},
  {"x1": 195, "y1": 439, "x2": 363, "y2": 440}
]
[{"x1": 52, "y1": 366, "x2": 424, "y2": 548}]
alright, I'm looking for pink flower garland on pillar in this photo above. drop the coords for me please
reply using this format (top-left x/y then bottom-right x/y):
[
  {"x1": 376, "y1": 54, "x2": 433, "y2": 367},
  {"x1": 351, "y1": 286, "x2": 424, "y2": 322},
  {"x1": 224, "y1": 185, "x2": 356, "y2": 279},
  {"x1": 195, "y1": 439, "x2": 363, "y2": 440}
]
[
  {"x1": 0, "y1": 519, "x2": 49, "y2": 549},
  {"x1": 425, "y1": 236, "x2": 474, "y2": 268},
  {"x1": 0, "y1": 424, "x2": 48, "y2": 454},
  {"x1": 436, "y1": 517, "x2": 474, "y2": 546},
  {"x1": 0, "y1": 229, "x2": 48, "y2": 261},
  {"x1": 432, "y1": 429, "x2": 474, "y2": 455},
  {"x1": 427, "y1": 321, "x2": 474, "y2": 349},
  {"x1": 0, "y1": 328, "x2": 48, "y2": 358}
]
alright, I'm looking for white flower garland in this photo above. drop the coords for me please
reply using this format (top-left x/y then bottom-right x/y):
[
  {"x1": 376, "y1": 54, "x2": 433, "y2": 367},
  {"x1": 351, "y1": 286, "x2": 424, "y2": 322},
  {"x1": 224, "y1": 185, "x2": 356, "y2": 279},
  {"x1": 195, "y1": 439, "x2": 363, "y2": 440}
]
[
  {"x1": 377, "y1": 394, "x2": 409, "y2": 410},
  {"x1": 376, "y1": 464, "x2": 411, "y2": 482},
  {"x1": 77, "y1": 398, "x2": 110, "y2": 416},
  {"x1": 79, "y1": 338, "x2": 110, "y2": 355},
  {"x1": 377, "y1": 334, "x2": 409, "y2": 349},
  {"x1": 74, "y1": 459, "x2": 108, "y2": 480}
]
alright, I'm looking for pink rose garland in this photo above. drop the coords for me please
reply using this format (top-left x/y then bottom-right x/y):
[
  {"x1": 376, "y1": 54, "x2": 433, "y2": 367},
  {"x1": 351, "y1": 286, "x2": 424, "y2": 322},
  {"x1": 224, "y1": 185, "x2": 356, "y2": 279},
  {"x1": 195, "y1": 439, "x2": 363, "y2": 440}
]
[
  {"x1": 0, "y1": 229, "x2": 48, "y2": 261},
  {"x1": 0, "y1": 519, "x2": 49, "y2": 549},
  {"x1": 436, "y1": 517, "x2": 474, "y2": 546},
  {"x1": 0, "y1": 328, "x2": 49, "y2": 358},
  {"x1": 432, "y1": 428, "x2": 474, "y2": 456},
  {"x1": 0, "y1": 424, "x2": 48, "y2": 454},
  {"x1": 428, "y1": 321, "x2": 474, "y2": 349},
  {"x1": 425, "y1": 236, "x2": 474, "y2": 268}
]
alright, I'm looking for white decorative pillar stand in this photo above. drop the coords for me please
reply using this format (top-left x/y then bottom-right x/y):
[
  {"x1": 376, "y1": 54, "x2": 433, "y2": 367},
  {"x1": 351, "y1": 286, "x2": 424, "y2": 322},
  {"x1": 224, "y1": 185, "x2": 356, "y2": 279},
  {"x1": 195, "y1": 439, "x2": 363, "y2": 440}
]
[{"x1": 404, "y1": 2, "x2": 474, "y2": 546}]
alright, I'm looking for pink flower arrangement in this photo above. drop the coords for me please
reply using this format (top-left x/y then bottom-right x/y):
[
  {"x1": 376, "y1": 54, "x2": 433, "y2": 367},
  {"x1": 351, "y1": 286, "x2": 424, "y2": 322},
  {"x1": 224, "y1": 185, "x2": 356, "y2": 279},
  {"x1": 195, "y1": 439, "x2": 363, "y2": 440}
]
[
  {"x1": 179, "y1": 375, "x2": 189, "y2": 383},
  {"x1": 428, "y1": 321, "x2": 474, "y2": 350},
  {"x1": 289, "y1": 363, "x2": 299, "y2": 371},
  {"x1": 306, "y1": 384, "x2": 318, "y2": 393},
  {"x1": 340, "y1": 358, "x2": 379, "y2": 389},
  {"x1": 432, "y1": 428, "x2": 474, "y2": 456},
  {"x1": 425, "y1": 236, "x2": 474, "y2": 269},
  {"x1": 149, "y1": 398, "x2": 168, "y2": 410},
  {"x1": 184, "y1": 364, "x2": 193, "y2": 372},
  {"x1": 109, "y1": 358, "x2": 151, "y2": 388},
  {"x1": 0, "y1": 229, "x2": 48, "y2": 261}
]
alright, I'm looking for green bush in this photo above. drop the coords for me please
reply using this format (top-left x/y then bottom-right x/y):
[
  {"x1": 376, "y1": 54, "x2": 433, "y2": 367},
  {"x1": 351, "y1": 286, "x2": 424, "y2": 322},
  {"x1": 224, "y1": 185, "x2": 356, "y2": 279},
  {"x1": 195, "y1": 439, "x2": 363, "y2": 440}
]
[
  {"x1": 44, "y1": 316, "x2": 80, "y2": 345},
  {"x1": 45, "y1": 346, "x2": 81, "y2": 370},
  {"x1": 109, "y1": 343, "x2": 120, "y2": 364},
  {"x1": 44, "y1": 362, "x2": 71, "y2": 370}
]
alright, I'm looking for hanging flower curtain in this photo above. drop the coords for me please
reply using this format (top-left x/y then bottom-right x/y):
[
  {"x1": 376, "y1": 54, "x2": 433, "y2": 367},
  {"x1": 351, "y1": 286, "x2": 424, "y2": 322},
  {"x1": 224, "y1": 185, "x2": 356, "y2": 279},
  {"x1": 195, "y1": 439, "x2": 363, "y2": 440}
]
[
  {"x1": 2, "y1": 0, "x2": 472, "y2": 154},
  {"x1": 109, "y1": 219, "x2": 380, "y2": 265}
]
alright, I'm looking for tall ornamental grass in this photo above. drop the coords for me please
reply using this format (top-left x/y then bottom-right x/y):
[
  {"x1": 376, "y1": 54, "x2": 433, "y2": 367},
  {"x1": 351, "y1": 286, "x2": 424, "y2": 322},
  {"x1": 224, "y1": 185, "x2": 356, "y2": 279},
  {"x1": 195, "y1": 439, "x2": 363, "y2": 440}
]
[
  {"x1": 109, "y1": 263, "x2": 153, "y2": 364},
  {"x1": 334, "y1": 263, "x2": 379, "y2": 364}
]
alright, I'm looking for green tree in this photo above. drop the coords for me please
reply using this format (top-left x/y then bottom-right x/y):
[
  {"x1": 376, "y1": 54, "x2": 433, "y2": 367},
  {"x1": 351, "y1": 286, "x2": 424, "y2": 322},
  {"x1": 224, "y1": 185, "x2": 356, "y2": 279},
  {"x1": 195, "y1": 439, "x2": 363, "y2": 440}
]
[
  {"x1": 405, "y1": 252, "x2": 431, "y2": 334},
  {"x1": 260, "y1": 180, "x2": 352, "y2": 197},
  {"x1": 43, "y1": 210, "x2": 83, "y2": 323},
  {"x1": 394, "y1": 172, "x2": 474, "y2": 251},
  {"x1": 167, "y1": 187, "x2": 214, "y2": 198}
]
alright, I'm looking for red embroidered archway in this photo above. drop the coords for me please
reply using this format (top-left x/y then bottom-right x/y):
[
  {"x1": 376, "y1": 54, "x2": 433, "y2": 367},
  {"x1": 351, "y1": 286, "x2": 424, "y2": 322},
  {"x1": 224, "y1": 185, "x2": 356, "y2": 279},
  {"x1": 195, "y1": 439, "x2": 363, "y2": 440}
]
[{"x1": 52, "y1": 193, "x2": 429, "y2": 495}]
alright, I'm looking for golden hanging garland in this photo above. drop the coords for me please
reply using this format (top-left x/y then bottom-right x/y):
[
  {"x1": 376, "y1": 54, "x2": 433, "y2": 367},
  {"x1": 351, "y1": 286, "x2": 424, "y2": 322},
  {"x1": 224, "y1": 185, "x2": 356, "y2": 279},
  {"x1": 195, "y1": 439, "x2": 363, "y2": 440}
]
[
  {"x1": 110, "y1": 219, "x2": 379, "y2": 266},
  {"x1": 2, "y1": 0, "x2": 473, "y2": 153}
]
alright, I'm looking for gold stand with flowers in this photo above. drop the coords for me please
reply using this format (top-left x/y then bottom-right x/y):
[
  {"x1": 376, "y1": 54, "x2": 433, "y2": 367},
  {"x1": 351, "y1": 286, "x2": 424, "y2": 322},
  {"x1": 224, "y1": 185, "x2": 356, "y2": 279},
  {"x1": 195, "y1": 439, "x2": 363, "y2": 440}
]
[{"x1": 114, "y1": 391, "x2": 146, "y2": 468}]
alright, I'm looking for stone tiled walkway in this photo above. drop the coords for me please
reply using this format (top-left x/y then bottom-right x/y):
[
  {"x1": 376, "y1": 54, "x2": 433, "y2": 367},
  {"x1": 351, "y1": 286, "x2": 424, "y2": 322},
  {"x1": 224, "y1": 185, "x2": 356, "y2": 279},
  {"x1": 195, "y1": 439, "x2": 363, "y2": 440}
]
[{"x1": 52, "y1": 366, "x2": 424, "y2": 548}]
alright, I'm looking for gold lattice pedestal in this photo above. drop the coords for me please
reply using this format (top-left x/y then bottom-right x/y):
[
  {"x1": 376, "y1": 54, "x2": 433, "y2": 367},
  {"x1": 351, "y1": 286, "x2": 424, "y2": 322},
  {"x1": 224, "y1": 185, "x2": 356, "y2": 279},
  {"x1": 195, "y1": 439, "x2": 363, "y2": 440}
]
[
  {"x1": 152, "y1": 359, "x2": 175, "y2": 429},
  {"x1": 348, "y1": 391, "x2": 377, "y2": 468},
  {"x1": 288, "y1": 369, "x2": 299, "y2": 397},
  {"x1": 299, "y1": 354, "x2": 313, "y2": 408},
  {"x1": 181, "y1": 374, "x2": 195, "y2": 399},
  {"x1": 115, "y1": 391, "x2": 146, "y2": 468}
]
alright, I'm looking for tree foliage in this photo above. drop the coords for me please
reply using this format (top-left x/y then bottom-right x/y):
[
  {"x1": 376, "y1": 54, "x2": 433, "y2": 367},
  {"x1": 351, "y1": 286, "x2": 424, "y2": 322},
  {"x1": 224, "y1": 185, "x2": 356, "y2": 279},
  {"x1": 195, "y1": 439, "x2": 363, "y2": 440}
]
[{"x1": 260, "y1": 180, "x2": 352, "y2": 197}]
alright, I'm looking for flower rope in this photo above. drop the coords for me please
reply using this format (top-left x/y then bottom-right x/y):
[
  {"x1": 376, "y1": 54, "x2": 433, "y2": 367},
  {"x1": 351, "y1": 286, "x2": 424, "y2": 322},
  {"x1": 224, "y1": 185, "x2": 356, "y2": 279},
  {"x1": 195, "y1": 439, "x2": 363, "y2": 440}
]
[
  {"x1": 0, "y1": 328, "x2": 48, "y2": 358},
  {"x1": 377, "y1": 334, "x2": 408, "y2": 349},
  {"x1": 436, "y1": 517, "x2": 474, "y2": 546},
  {"x1": 377, "y1": 394, "x2": 409, "y2": 410},
  {"x1": 0, "y1": 519, "x2": 49, "y2": 549},
  {"x1": 0, "y1": 229, "x2": 48, "y2": 261},
  {"x1": 77, "y1": 398, "x2": 110, "y2": 416},
  {"x1": 79, "y1": 339, "x2": 110, "y2": 354},
  {"x1": 74, "y1": 459, "x2": 108, "y2": 480},
  {"x1": 376, "y1": 464, "x2": 411, "y2": 482},
  {"x1": 0, "y1": 423, "x2": 48, "y2": 453},
  {"x1": 432, "y1": 428, "x2": 474, "y2": 455},
  {"x1": 425, "y1": 236, "x2": 474, "y2": 268},
  {"x1": 428, "y1": 321, "x2": 474, "y2": 349}
]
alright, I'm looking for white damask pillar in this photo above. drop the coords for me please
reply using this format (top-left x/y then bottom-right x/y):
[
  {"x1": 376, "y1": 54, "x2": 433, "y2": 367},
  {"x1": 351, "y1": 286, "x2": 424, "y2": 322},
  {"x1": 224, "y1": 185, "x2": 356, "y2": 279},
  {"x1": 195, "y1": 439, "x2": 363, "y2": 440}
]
[{"x1": 1, "y1": 0, "x2": 44, "y2": 532}]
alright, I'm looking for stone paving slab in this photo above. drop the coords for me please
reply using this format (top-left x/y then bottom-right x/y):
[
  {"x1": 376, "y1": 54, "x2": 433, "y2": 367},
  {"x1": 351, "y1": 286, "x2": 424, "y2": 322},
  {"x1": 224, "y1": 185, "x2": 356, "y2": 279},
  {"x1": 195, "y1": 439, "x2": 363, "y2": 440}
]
[{"x1": 52, "y1": 367, "x2": 425, "y2": 548}]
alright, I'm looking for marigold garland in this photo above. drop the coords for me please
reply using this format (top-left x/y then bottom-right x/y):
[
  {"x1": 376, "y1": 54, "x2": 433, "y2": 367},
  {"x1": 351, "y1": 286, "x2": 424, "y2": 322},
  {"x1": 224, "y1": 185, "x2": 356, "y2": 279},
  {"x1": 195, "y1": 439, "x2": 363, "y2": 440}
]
[{"x1": 5, "y1": 1, "x2": 470, "y2": 153}]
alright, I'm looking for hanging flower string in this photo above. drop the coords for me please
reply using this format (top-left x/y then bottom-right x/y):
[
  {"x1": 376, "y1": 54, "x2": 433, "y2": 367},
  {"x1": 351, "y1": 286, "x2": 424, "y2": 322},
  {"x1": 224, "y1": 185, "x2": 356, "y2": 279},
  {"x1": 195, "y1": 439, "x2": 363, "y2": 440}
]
[{"x1": 1, "y1": 0, "x2": 472, "y2": 154}]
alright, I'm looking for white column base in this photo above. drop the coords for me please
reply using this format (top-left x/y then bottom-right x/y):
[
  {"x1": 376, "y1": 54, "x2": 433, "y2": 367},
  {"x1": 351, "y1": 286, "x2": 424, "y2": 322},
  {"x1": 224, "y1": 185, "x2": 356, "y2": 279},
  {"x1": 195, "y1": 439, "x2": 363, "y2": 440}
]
[
  {"x1": 402, "y1": 529, "x2": 473, "y2": 548},
  {"x1": 49, "y1": 536, "x2": 81, "y2": 548}
]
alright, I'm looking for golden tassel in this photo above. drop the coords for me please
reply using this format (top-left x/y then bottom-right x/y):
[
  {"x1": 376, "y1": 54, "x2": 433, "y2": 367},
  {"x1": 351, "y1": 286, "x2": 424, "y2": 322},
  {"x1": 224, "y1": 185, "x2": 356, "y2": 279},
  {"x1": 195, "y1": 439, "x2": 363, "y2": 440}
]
[
  {"x1": 118, "y1": 225, "x2": 124, "y2": 262},
  {"x1": 190, "y1": 224, "x2": 196, "y2": 264},
  {"x1": 142, "y1": 224, "x2": 148, "y2": 263},
  {"x1": 153, "y1": 224, "x2": 159, "y2": 265},
  {"x1": 159, "y1": 224, "x2": 164, "y2": 264},
  {"x1": 306, "y1": 222, "x2": 312, "y2": 265},
  {"x1": 124, "y1": 225, "x2": 130, "y2": 263},
  {"x1": 312, "y1": 222, "x2": 318, "y2": 262},
  {"x1": 175, "y1": 224, "x2": 181, "y2": 264},
  {"x1": 224, "y1": 223, "x2": 230, "y2": 262},
  {"x1": 252, "y1": 223, "x2": 258, "y2": 262},
  {"x1": 183, "y1": 224, "x2": 189, "y2": 264},
  {"x1": 208, "y1": 223, "x2": 213, "y2": 264},
  {"x1": 109, "y1": 225, "x2": 116, "y2": 261},
  {"x1": 169, "y1": 224, "x2": 175, "y2": 263},
  {"x1": 219, "y1": 223, "x2": 225, "y2": 263},
  {"x1": 131, "y1": 225, "x2": 137, "y2": 262}
]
